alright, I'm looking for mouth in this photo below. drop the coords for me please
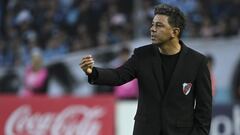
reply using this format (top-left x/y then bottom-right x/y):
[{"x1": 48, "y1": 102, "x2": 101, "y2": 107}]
[
  {"x1": 151, "y1": 33, "x2": 155, "y2": 37},
  {"x1": 151, "y1": 35, "x2": 156, "y2": 40}
]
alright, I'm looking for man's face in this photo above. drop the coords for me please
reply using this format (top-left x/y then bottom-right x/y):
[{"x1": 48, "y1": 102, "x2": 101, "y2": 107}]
[{"x1": 150, "y1": 14, "x2": 174, "y2": 44}]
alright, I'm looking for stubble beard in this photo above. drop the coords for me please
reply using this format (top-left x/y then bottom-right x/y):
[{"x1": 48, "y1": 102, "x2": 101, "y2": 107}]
[{"x1": 152, "y1": 36, "x2": 173, "y2": 48}]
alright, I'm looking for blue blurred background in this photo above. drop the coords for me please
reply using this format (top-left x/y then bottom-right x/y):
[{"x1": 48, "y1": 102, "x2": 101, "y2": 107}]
[{"x1": 1, "y1": 0, "x2": 240, "y2": 103}]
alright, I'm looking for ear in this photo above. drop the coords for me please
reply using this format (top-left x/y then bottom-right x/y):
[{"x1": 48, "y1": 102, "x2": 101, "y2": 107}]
[{"x1": 172, "y1": 28, "x2": 180, "y2": 38}]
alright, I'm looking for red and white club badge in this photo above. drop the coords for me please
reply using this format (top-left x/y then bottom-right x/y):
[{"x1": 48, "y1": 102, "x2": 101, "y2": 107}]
[{"x1": 182, "y1": 83, "x2": 192, "y2": 95}]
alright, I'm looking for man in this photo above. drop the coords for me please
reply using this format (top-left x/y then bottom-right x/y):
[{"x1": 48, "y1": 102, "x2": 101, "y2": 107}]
[{"x1": 80, "y1": 3, "x2": 212, "y2": 135}]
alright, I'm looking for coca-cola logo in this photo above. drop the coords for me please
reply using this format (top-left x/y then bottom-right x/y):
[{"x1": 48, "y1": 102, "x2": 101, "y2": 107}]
[{"x1": 5, "y1": 105, "x2": 105, "y2": 135}]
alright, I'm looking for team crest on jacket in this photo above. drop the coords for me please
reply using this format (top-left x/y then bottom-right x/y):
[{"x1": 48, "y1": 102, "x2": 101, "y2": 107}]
[{"x1": 182, "y1": 83, "x2": 192, "y2": 95}]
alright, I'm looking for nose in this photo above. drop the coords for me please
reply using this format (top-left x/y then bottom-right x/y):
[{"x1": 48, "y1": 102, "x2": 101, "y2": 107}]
[{"x1": 150, "y1": 25, "x2": 156, "y2": 32}]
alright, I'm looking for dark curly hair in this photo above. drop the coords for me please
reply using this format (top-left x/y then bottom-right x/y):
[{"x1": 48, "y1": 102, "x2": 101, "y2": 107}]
[{"x1": 154, "y1": 4, "x2": 186, "y2": 37}]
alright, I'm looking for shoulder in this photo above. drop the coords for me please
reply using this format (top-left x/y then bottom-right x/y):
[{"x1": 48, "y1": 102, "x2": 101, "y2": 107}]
[
  {"x1": 133, "y1": 44, "x2": 154, "y2": 55},
  {"x1": 183, "y1": 45, "x2": 209, "y2": 75},
  {"x1": 186, "y1": 46, "x2": 207, "y2": 63},
  {"x1": 180, "y1": 40, "x2": 206, "y2": 62}
]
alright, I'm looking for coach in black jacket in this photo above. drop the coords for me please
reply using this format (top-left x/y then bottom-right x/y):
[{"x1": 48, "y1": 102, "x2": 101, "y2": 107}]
[{"x1": 80, "y1": 3, "x2": 212, "y2": 135}]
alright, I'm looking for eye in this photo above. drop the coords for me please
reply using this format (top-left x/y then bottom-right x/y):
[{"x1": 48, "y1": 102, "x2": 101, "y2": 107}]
[{"x1": 157, "y1": 24, "x2": 164, "y2": 27}]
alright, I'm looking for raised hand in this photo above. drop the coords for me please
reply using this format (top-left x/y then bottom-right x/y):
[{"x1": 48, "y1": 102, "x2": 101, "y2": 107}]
[{"x1": 80, "y1": 55, "x2": 94, "y2": 74}]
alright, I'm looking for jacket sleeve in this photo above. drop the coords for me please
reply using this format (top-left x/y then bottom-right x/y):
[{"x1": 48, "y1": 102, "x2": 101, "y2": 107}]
[
  {"x1": 190, "y1": 58, "x2": 212, "y2": 135},
  {"x1": 88, "y1": 49, "x2": 138, "y2": 86}
]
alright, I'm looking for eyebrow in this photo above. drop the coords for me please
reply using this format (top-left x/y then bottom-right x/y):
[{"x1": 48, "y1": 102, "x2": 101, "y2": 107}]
[{"x1": 152, "y1": 22, "x2": 164, "y2": 25}]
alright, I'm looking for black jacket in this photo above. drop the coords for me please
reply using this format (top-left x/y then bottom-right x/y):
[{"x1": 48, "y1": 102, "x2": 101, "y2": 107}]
[{"x1": 89, "y1": 42, "x2": 212, "y2": 135}]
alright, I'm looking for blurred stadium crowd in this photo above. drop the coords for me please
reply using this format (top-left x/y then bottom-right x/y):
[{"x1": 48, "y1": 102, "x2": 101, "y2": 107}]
[{"x1": 0, "y1": 0, "x2": 240, "y2": 98}]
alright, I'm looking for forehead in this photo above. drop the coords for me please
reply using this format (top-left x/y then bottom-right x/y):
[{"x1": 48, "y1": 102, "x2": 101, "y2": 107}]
[{"x1": 152, "y1": 14, "x2": 169, "y2": 24}]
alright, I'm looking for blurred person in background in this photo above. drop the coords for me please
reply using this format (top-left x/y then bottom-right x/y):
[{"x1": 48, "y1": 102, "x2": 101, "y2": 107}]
[
  {"x1": 80, "y1": 3, "x2": 212, "y2": 135},
  {"x1": 109, "y1": 47, "x2": 139, "y2": 99},
  {"x1": 206, "y1": 54, "x2": 216, "y2": 97},
  {"x1": 232, "y1": 56, "x2": 240, "y2": 103},
  {"x1": 47, "y1": 62, "x2": 77, "y2": 96},
  {"x1": 0, "y1": 68, "x2": 20, "y2": 94},
  {"x1": 20, "y1": 49, "x2": 48, "y2": 96}
]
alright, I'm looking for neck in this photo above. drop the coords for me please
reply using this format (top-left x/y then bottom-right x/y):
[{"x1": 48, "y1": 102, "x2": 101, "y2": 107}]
[{"x1": 158, "y1": 38, "x2": 181, "y2": 55}]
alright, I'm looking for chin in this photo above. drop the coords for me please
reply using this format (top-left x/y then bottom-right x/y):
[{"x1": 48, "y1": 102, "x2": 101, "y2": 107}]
[
  {"x1": 152, "y1": 40, "x2": 158, "y2": 44},
  {"x1": 152, "y1": 41, "x2": 162, "y2": 45}
]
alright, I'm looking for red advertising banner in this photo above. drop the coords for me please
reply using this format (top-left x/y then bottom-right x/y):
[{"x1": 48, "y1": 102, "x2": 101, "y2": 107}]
[{"x1": 0, "y1": 95, "x2": 115, "y2": 135}]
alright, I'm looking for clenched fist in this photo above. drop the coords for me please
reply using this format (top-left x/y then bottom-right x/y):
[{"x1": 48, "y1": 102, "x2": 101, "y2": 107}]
[{"x1": 80, "y1": 55, "x2": 94, "y2": 74}]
